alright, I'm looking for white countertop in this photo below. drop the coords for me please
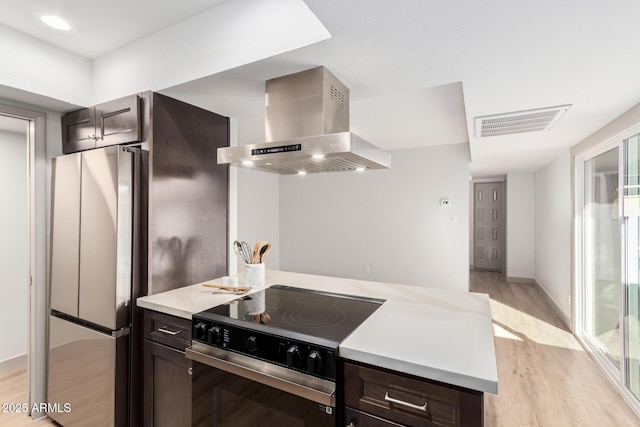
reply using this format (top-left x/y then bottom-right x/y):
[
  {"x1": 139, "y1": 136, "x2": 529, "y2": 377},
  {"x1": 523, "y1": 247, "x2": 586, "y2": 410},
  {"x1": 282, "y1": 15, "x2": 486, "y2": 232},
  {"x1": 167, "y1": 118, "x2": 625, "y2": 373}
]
[{"x1": 137, "y1": 269, "x2": 498, "y2": 394}]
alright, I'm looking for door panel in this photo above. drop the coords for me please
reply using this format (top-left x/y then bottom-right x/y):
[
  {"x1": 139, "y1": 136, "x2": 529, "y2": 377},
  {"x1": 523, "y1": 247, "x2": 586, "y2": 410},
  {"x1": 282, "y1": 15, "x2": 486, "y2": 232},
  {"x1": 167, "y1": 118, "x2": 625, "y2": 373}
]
[
  {"x1": 474, "y1": 182, "x2": 505, "y2": 271},
  {"x1": 78, "y1": 147, "x2": 132, "y2": 330},
  {"x1": 95, "y1": 95, "x2": 141, "y2": 147},
  {"x1": 624, "y1": 134, "x2": 640, "y2": 399},
  {"x1": 584, "y1": 147, "x2": 621, "y2": 367},
  {"x1": 48, "y1": 315, "x2": 118, "y2": 427},
  {"x1": 61, "y1": 108, "x2": 96, "y2": 154},
  {"x1": 50, "y1": 154, "x2": 81, "y2": 317}
]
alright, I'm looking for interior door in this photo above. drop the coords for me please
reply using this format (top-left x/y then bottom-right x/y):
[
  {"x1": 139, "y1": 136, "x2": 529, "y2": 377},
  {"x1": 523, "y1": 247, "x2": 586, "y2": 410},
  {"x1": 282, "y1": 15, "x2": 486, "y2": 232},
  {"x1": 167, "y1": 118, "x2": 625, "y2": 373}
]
[{"x1": 474, "y1": 182, "x2": 505, "y2": 271}]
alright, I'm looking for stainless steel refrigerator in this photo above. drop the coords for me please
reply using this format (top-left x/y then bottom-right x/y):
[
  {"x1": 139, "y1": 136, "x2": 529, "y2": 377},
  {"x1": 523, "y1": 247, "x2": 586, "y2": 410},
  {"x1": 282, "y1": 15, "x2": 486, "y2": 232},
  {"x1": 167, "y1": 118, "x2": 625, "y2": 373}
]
[{"x1": 48, "y1": 146, "x2": 137, "y2": 426}]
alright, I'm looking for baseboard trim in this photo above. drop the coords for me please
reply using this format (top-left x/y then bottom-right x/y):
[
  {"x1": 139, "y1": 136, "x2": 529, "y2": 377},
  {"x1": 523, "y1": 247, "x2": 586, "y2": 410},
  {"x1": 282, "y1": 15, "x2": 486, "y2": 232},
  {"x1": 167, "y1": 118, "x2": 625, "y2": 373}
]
[
  {"x1": 506, "y1": 276, "x2": 535, "y2": 284},
  {"x1": 534, "y1": 280, "x2": 571, "y2": 330},
  {"x1": 0, "y1": 353, "x2": 27, "y2": 374}
]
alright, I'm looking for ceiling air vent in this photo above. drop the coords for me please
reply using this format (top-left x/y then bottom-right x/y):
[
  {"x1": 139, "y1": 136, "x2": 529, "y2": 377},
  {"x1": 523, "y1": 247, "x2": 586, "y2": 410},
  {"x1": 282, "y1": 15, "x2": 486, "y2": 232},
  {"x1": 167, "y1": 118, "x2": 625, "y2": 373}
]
[{"x1": 474, "y1": 104, "x2": 571, "y2": 138}]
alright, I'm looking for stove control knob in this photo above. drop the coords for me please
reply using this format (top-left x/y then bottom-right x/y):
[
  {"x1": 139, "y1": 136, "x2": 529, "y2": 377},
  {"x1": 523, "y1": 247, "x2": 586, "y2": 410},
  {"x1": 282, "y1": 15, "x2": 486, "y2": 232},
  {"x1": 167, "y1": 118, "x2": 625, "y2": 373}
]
[
  {"x1": 207, "y1": 325, "x2": 221, "y2": 345},
  {"x1": 286, "y1": 345, "x2": 300, "y2": 368},
  {"x1": 193, "y1": 322, "x2": 207, "y2": 341},
  {"x1": 307, "y1": 350, "x2": 322, "y2": 374},
  {"x1": 245, "y1": 336, "x2": 258, "y2": 352}
]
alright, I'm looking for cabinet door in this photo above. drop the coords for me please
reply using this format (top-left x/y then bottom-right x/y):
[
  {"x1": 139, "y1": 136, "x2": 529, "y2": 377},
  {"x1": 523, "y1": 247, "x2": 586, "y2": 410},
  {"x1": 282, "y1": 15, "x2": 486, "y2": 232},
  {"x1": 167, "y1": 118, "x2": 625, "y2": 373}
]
[
  {"x1": 143, "y1": 340, "x2": 192, "y2": 427},
  {"x1": 61, "y1": 108, "x2": 96, "y2": 154},
  {"x1": 95, "y1": 95, "x2": 141, "y2": 147}
]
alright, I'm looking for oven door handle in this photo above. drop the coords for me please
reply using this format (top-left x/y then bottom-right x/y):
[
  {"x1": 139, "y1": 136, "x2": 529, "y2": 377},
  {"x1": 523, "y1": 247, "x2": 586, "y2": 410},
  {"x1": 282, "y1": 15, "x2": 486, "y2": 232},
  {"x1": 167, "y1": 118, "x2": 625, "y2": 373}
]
[{"x1": 185, "y1": 344, "x2": 336, "y2": 407}]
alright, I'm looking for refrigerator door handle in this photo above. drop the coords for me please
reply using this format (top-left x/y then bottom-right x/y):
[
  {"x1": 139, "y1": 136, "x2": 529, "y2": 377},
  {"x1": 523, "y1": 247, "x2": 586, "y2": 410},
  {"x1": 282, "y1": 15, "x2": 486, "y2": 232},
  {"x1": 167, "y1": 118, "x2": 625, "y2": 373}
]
[{"x1": 112, "y1": 327, "x2": 131, "y2": 339}]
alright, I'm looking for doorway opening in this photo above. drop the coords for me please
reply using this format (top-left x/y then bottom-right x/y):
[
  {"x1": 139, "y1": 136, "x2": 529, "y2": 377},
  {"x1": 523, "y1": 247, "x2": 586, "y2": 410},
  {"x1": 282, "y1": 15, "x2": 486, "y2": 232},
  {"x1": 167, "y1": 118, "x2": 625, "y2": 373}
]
[
  {"x1": 0, "y1": 104, "x2": 47, "y2": 421},
  {"x1": 0, "y1": 115, "x2": 29, "y2": 375}
]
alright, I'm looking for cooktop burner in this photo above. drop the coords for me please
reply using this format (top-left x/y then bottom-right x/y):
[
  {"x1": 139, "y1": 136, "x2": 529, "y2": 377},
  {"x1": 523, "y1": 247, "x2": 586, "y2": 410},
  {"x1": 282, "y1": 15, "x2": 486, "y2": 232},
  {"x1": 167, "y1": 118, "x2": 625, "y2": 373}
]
[
  {"x1": 196, "y1": 285, "x2": 384, "y2": 344},
  {"x1": 192, "y1": 285, "x2": 384, "y2": 380}
]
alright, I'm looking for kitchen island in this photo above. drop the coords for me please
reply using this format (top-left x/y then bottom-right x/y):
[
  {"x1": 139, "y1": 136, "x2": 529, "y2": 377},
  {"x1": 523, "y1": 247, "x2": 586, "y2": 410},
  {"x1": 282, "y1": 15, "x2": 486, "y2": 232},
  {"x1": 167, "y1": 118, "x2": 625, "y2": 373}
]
[{"x1": 137, "y1": 270, "x2": 497, "y2": 426}]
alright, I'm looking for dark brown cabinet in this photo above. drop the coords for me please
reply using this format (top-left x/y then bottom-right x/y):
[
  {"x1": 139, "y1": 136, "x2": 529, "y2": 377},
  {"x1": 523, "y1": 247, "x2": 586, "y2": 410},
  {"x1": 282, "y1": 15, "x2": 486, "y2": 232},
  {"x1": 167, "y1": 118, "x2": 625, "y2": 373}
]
[
  {"x1": 62, "y1": 94, "x2": 141, "y2": 154},
  {"x1": 342, "y1": 361, "x2": 483, "y2": 427},
  {"x1": 143, "y1": 309, "x2": 192, "y2": 427}
]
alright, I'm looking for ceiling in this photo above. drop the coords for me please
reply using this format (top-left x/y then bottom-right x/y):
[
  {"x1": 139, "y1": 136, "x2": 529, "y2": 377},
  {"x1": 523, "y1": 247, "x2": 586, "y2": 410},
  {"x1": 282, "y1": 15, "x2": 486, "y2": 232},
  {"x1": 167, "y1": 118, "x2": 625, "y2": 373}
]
[
  {"x1": 2, "y1": 0, "x2": 640, "y2": 177},
  {"x1": 0, "y1": 0, "x2": 228, "y2": 58}
]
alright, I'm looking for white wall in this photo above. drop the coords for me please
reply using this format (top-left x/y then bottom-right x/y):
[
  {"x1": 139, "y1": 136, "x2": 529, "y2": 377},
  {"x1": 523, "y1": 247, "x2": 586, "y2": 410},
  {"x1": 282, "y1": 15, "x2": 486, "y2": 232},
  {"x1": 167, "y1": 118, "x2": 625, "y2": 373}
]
[
  {"x1": 236, "y1": 117, "x2": 280, "y2": 270},
  {"x1": 506, "y1": 172, "x2": 536, "y2": 279},
  {"x1": 0, "y1": 127, "x2": 29, "y2": 363},
  {"x1": 535, "y1": 151, "x2": 571, "y2": 319},
  {"x1": 0, "y1": 24, "x2": 91, "y2": 106},
  {"x1": 278, "y1": 143, "x2": 471, "y2": 291},
  {"x1": 237, "y1": 169, "x2": 280, "y2": 270}
]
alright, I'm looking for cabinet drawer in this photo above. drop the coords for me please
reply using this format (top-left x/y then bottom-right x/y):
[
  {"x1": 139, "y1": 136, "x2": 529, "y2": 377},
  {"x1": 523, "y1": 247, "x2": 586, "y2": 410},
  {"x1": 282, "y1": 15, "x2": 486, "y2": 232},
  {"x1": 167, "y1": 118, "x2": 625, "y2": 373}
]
[
  {"x1": 143, "y1": 310, "x2": 191, "y2": 350},
  {"x1": 343, "y1": 361, "x2": 483, "y2": 427}
]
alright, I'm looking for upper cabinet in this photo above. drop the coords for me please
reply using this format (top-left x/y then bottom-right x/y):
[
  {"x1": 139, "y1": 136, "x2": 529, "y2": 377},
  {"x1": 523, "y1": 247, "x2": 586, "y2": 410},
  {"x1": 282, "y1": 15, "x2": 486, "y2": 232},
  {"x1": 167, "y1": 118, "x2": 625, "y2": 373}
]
[{"x1": 62, "y1": 95, "x2": 141, "y2": 154}]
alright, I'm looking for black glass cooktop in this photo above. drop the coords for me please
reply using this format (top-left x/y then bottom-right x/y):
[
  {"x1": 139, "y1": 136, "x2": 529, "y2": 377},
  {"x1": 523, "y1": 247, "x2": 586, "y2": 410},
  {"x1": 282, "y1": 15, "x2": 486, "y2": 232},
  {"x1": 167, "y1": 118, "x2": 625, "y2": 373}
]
[{"x1": 196, "y1": 285, "x2": 384, "y2": 345}]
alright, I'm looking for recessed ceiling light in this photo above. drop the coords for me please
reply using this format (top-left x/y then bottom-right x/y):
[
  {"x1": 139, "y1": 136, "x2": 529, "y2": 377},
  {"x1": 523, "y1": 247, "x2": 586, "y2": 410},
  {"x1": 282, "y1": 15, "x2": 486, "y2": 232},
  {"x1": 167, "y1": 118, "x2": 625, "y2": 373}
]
[
  {"x1": 355, "y1": 167, "x2": 365, "y2": 172},
  {"x1": 40, "y1": 15, "x2": 71, "y2": 31},
  {"x1": 242, "y1": 160, "x2": 254, "y2": 166},
  {"x1": 312, "y1": 154, "x2": 325, "y2": 160},
  {"x1": 297, "y1": 171, "x2": 307, "y2": 176}
]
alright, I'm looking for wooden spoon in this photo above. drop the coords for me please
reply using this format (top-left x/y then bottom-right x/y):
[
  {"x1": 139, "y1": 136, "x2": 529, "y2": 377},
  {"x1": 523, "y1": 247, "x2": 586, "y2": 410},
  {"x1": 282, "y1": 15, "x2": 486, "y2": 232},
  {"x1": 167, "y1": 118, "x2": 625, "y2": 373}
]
[
  {"x1": 252, "y1": 241, "x2": 260, "y2": 264},
  {"x1": 259, "y1": 242, "x2": 271, "y2": 263}
]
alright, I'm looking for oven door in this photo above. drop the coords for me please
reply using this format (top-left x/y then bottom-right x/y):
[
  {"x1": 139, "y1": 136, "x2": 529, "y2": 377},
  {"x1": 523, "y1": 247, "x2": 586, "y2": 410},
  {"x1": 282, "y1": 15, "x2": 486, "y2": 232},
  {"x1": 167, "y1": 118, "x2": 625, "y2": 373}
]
[{"x1": 186, "y1": 343, "x2": 336, "y2": 427}]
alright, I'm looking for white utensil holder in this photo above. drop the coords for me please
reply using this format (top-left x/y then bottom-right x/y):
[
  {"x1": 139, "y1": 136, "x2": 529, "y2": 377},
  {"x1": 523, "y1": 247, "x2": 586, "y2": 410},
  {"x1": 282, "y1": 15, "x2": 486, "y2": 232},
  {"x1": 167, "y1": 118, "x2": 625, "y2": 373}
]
[{"x1": 244, "y1": 263, "x2": 265, "y2": 289}]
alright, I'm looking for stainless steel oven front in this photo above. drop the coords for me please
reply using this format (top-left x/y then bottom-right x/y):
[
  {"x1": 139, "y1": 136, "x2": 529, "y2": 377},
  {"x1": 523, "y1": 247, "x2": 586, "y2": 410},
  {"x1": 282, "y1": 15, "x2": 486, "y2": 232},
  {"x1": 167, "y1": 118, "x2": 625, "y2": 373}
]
[{"x1": 186, "y1": 343, "x2": 336, "y2": 427}]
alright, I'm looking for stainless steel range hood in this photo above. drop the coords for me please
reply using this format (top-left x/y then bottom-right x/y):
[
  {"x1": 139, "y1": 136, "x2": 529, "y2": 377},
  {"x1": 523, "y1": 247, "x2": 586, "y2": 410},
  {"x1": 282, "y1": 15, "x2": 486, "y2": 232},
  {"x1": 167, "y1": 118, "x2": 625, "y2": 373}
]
[{"x1": 217, "y1": 66, "x2": 391, "y2": 174}]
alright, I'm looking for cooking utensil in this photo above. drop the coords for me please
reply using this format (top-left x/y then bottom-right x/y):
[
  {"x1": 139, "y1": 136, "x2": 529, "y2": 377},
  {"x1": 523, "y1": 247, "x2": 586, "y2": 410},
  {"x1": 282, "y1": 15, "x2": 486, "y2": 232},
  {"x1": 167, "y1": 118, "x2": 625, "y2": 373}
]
[
  {"x1": 233, "y1": 240, "x2": 248, "y2": 263},
  {"x1": 259, "y1": 242, "x2": 272, "y2": 263},
  {"x1": 202, "y1": 283, "x2": 251, "y2": 292},
  {"x1": 234, "y1": 240, "x2": 253, "y2": 264},
  {"x1": 252, "y1": 241, "x2": 260, "y2": 264},
  {"x1": 240, "y1": 241, "x2": 253, "y2": 264}
]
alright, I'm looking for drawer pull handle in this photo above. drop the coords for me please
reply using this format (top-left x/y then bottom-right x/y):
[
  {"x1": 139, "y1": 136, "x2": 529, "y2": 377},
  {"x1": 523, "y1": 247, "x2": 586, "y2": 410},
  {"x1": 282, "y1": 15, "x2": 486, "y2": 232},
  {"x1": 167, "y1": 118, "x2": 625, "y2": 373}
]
[
  {"x1": 384, "y1": 391, "x2": 428, "y2": 412},
  {"x1": 157, "y1": 327, "x2": 180, "y2": 336}
]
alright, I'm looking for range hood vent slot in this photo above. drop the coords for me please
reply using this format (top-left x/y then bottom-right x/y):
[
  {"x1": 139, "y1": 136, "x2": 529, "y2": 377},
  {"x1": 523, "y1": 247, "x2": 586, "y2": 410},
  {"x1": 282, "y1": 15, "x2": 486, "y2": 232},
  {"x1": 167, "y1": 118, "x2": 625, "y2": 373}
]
[
  {"x1": 474, "y1": 104, "x2": 571, "y2": 138},
  {"x1": 330, "y1": 85, "x2": 346, "y2": 108},
  {"x1": 217, "y1": 66, "x2": 390, "y2": 174}
]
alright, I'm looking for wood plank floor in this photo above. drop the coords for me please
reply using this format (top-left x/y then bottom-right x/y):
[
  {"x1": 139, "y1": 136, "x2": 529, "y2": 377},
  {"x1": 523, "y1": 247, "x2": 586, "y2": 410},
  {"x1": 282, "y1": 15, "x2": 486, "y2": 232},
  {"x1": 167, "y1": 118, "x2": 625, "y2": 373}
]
[
  {"x1": 2, "y1": 271, "x2": 639, "y2": 426},
  {"x1": 0, "y1": 368, "x2": 57, "y2": 426},
  {"x1": 471, "y1": 270, "x2": 640, "y2": 426}
]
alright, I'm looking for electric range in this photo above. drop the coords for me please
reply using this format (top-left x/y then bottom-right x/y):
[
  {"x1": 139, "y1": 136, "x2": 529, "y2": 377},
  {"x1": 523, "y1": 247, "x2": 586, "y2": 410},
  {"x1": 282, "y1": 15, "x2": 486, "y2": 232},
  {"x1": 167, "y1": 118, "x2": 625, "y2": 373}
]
[{"x1": 191, "y1": 285, "x2": 384, "y2": 381}]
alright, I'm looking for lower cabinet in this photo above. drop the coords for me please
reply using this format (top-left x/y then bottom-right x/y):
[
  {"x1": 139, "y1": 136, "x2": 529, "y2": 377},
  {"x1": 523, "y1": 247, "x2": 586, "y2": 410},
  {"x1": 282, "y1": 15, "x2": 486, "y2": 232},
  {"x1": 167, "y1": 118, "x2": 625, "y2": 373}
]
[
  {"x1": 342, "y1": 361, "x2": 483, "y2": 427},
  {"x1": 143, "y1": 310, "x2": 192, "y2": 427}
]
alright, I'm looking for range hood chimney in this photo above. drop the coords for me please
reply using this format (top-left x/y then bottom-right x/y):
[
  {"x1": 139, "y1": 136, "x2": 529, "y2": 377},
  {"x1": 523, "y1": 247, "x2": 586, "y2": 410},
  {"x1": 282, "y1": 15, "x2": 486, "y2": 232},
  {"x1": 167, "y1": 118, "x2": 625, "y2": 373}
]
[{"x1": 217, "y1": 66, "x2": 391, "y2": 174}]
